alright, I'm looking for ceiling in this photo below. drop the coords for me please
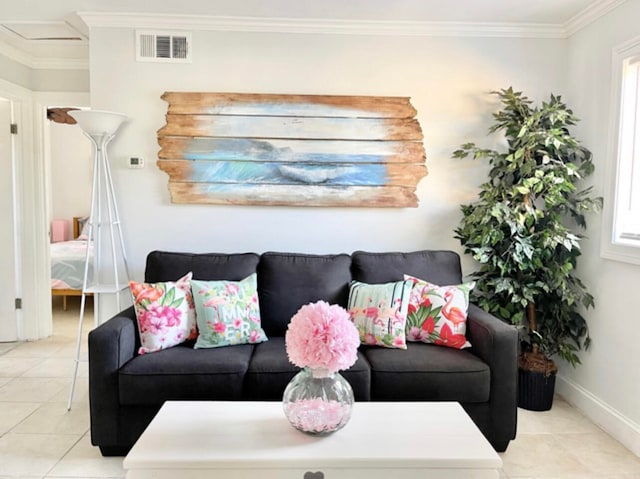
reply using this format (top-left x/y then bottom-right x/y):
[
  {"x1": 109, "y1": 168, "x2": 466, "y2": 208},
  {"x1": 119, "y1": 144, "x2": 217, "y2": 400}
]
[{"x1": 0, "y1": 0, "x2": 626, "y2": 69}]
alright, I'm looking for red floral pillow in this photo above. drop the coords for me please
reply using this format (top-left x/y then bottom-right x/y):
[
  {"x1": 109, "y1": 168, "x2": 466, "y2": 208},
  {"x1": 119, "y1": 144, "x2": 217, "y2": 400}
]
[{"x1": 404, "y1": 275, "x2": 474, "y2": 350}]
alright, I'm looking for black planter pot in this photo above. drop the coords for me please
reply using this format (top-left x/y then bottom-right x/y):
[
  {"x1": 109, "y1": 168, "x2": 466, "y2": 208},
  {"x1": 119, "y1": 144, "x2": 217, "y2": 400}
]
[{"x1": 518, "y1": 367, "x2": 556, "y2": 411}]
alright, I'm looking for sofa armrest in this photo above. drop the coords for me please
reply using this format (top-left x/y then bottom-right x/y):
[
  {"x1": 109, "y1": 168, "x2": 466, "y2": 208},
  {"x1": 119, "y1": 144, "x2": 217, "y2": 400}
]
[
  {"x1": 466, "y1": 303, "x2": 518, "y2": 448},
  {"x1": 88, "y1": 307, "x2": 137, "y2": 447}
]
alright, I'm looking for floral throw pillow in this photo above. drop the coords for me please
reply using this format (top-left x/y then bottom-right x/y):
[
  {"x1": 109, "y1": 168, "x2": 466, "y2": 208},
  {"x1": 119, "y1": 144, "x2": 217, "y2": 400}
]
[
  {"x1": 404, "y1": 275, "x2": 474, "y2": 350},
  {"x1": 190, "y1": 273, "x2": 268, "y2": 348},
  {"x1": 347, "y1": 280, "x2": 413, "y2": 349},
  {"x1": 130, "y1": 272, "x2": 197, "y2": 355}
]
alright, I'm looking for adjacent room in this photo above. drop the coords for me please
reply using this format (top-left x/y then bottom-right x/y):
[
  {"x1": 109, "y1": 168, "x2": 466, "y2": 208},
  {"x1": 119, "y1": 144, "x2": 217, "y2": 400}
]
[{"x1": 0, "y1": 1, "x2": 639, "y2": 478}]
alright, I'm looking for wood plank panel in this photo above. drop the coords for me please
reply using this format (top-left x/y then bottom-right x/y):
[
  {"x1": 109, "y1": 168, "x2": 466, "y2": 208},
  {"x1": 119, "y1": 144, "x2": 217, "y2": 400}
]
[
  {"x1": 158, "y1": 137, "x2": 426, "y2": 164},
  {"x1": 158, "y1": 160, "x2": 427, "y2": 188},
  {"x1": 158, "y1": 114, "x2": 423, "y2": 141},
  {"x1": 158, "y1": 91, "x2": 427, "y2": 207},
  {"x1": 168, "y1": 183, "x2": 418, "y2": 207},
  {"x1": 161, "y1": 92, "x2": 417, "y2": 118}
]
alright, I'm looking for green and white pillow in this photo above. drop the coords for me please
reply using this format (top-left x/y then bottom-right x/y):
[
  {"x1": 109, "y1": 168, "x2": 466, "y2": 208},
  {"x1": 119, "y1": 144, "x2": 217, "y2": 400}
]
[
  {"x1": 190, "y1": 274, "x2": 268, "y2": 349},
  {"x1": 347, "y1": 280, "x2": 412, "y2": 349}
]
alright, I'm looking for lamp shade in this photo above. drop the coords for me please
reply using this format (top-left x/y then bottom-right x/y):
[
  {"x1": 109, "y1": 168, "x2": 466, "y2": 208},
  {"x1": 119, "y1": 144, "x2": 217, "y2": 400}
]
[{"x1": 68, "y1": 109, "x2": 127, "y2": 136}]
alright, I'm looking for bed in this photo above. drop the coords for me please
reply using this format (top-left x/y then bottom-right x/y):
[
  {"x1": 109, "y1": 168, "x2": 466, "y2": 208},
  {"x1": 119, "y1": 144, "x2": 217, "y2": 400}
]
[{"x1": 51, "y1": 216, "x2": 93, "y2": 310}]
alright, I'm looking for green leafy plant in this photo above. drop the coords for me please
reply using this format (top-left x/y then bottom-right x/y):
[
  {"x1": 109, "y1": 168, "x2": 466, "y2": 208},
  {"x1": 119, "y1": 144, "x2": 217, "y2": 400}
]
[{"x1": 453, "y1": 88, "x2": 602, "y2": 371}]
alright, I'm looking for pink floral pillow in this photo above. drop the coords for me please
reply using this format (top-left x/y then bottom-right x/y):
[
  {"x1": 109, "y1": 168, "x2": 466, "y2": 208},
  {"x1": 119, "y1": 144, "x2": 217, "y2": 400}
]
[
  {"x1": 404, "y1": 275, "x2": 474, "y2": 350},
  {"x1": 130, "y1": 272, "x2": 198, "y2": 354}
]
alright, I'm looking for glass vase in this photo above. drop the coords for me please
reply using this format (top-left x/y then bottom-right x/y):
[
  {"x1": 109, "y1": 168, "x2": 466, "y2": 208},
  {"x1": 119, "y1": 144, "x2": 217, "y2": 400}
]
[{"x1": 282, "y1": 367, "x2": 354, "y2": 435}]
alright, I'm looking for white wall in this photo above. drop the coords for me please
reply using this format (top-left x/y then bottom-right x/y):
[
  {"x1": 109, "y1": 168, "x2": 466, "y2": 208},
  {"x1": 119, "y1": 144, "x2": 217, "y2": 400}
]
[
  {"x1": 0, "y1": 53, "x2": 31, "y2": 90},
  {"x1": 31, "y1": 69, "x2": 88, "y2": 93},
  {"x1": 89, "y1": 28, "x2": 566, "y2": 283},
  {"x1": 47, "y1": 120, "x2": 92, "y2": 238},
  {"x1": 559, "y1": 0, "x2": 640, "y2": 456}
]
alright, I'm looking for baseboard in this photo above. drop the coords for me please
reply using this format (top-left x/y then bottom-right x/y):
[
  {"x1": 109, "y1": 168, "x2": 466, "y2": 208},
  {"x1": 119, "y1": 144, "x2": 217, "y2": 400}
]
[{"x1": 556, "y1": 374, "x2": 640, "y2": 457}]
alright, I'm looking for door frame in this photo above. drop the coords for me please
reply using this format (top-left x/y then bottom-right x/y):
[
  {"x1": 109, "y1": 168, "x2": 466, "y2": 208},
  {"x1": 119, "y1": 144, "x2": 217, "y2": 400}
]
[
  {"x1": 0, "y1": 96, "x2": 18, "y2": 341},
  {"x1": 0, "y1": 78, "x2": 48, "y2": 340}
]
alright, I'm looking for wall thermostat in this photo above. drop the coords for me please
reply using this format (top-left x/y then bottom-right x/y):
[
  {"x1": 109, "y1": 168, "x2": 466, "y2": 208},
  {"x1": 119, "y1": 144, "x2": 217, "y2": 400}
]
[{"x1": 128, "y1": 157, "x2": 144, "y2": 169}]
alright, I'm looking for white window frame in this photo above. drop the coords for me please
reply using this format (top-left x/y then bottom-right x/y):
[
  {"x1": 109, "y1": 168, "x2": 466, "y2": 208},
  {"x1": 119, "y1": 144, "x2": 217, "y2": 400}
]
[{"x1": 601, "y1": 35, "x2": 640, "y2": 265}]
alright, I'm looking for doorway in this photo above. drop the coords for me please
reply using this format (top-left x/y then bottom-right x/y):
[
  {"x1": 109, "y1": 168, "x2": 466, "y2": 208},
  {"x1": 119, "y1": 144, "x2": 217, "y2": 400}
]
[{"x1": 44, "y1": 102, "x2": 92, "y2": 332}]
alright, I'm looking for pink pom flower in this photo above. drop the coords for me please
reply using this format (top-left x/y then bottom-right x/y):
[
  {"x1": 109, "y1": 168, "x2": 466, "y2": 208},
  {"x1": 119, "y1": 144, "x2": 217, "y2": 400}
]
[{"x1": 285, "y1": 301, "x2": 360, "y2": 373}]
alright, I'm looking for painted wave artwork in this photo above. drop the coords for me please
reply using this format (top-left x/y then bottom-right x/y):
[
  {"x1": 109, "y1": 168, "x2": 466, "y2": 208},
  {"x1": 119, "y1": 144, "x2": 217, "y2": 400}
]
[{"x1": 187, "y1": 160, "x2": 387, "y2": 186}]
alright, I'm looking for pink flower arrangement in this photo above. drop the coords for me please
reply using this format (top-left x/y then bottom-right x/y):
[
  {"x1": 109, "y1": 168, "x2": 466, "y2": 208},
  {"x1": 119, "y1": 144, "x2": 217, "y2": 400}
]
[{"x1": 285, "y1": 301, "x2": 360, "y2": 373}]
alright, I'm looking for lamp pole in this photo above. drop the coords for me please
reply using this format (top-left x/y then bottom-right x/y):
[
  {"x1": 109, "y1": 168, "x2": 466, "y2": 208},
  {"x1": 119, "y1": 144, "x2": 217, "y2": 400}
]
[{"x1": 67, "y1": 110, "x2": 129, "y2": 410}]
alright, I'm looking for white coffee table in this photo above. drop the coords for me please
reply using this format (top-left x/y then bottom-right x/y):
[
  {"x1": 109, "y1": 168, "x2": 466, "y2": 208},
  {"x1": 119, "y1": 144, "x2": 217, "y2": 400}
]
[{"x1": 123, "y1": 401, "x2": 502, "y2": 479}]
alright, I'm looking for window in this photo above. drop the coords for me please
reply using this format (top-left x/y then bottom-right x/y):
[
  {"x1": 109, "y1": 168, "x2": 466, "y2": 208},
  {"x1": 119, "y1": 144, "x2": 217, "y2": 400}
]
[
  {"x1": 616, "y1": 55, "x2": 640, "y2": 242},
  {"x1": 602, "y1": 36, "x2": 640, "y2": 264}
]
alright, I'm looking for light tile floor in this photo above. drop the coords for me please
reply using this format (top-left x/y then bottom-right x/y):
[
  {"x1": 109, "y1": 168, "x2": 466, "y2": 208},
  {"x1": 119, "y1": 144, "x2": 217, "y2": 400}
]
[{"x1": 0, "y1": 296, "x2": 638, "y2": 478}]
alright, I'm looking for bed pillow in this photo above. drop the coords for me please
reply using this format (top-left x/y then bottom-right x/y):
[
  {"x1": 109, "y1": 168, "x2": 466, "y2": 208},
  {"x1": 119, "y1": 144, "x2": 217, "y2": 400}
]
[
  {"x1": 191, "y1": 273, "x2": 268, "y2": 348},
  {"x1": 77, "y1": 216, "x2": 90, "y2": 240},
  {"x1": 347, "y1": 280, "x2": 412, "y2": 349},
  {"x1": 404, "y1": 275, "x2": 474, "y2": 350},
  {"x1": 130, "y1": 272, "x2": 197, "y2": 354}
]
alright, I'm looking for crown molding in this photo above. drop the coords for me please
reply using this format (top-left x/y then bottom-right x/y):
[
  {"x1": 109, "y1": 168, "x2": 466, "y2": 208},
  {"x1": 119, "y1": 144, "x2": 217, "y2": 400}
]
[
  {"x1": 78, "y1": 12, "x2": 567, "y2": 38},
  {"x1": 78, "y1": 1, "x2": 631, "y2": 39},
  {"x1": 0, "y1": 37, "x2": 88, "y2": 70},
  {"x1": 0, "y1": 46, "x2": 88, "y2": 70},
  {"x1": 0, "y1": 39, "x2": 33, "y2": 69},
  {"x1": 564, "y1": 0, "x2": 628, "y2": 37}
]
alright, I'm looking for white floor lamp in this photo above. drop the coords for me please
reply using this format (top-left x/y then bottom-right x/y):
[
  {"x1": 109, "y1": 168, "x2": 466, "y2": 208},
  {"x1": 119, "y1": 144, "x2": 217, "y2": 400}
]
[{"x1": 67, "y1": 109, "x2": 130, "y2": 410}]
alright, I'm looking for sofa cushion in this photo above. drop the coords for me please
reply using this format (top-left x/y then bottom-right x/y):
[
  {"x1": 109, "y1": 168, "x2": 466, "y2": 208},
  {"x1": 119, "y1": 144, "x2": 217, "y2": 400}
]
[
  {"x1": 244, "y1": 337, "x2": 371, "y2": 401},
  {"x1": 351, "y1": 250, "x2": 463, "y2": 286},
  {"x1": 145, "y1": 251, "x2": 260, "y2": 283},
  {"x1": 257, "y1": 252, "x2": 352, "y2": 337},
  {"x1": 243, "y1": 337, "x2": 298, "y2": 400},
  {"x1": 118, "y1": 343, "x2": 253, "y2": 405},
  {"x1": 362, "y1": 342, "x2": 490, "y2": 403}
]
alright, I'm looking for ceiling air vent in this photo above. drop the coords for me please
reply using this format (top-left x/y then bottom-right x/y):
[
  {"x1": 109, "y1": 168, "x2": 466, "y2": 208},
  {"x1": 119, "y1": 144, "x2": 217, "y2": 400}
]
[{"x1": 136, "y1": 31, "x2": 191, "y2": 63}]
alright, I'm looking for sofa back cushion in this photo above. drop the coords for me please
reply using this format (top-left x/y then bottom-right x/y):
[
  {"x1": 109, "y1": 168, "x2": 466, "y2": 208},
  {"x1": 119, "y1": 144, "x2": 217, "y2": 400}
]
[
  {"x1": 145, "y1": 251, "x2": 260, "y2": 282},
  {"x1": 351, "y1": 250, "x2": 463, "y2": 286},
  {"x1": 258, "y1": 252, "x2": 352, "y2": 337}
]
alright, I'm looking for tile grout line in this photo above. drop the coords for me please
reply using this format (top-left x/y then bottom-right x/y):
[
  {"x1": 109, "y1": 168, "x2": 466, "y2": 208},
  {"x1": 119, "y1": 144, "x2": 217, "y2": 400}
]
[
  {"x1": 41, "y1": 431, "x2": 86, "y2": 478},
  {"x1": 0, "y1": 342, "x2": 20, "y2": 357}
]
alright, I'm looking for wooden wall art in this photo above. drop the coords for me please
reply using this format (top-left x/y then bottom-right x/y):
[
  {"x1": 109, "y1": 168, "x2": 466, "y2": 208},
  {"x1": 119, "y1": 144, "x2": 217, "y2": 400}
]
[{"x1": 157, "y1": 92, "x2": 427, "y2": 207}]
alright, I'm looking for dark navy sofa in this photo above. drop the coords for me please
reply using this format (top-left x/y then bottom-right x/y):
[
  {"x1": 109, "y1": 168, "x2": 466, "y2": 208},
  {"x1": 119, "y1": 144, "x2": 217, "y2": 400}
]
[{"x1": 88, "y1": 250, "x2": 518, "y2": 455}]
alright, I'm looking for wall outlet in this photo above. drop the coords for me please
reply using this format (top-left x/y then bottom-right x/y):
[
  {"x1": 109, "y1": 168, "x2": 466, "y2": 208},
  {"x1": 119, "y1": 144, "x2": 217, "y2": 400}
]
[{"x1": 128, "y1": 157, "x2": 144, "y2": 169}]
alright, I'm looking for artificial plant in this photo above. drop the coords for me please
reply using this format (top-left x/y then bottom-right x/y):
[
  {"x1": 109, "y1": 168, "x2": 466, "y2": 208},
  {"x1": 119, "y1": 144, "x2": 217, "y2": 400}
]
[{"x1": 453, "y1": 87, "x2": 602, "y2": 373}]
